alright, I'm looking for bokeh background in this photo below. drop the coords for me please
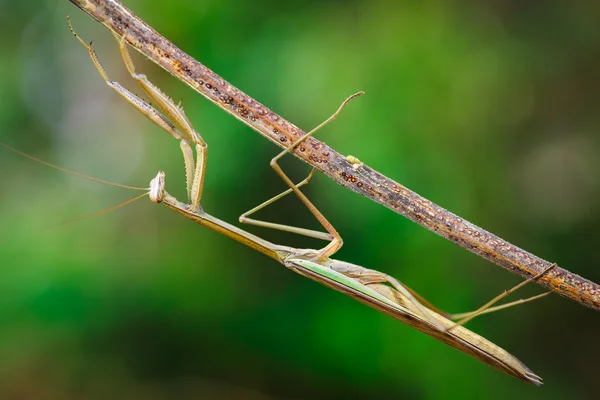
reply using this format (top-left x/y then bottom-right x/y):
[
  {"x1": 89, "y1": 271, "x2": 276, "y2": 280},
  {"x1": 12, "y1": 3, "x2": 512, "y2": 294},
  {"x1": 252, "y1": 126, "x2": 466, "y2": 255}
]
[{"x1": 1, "y1": 0, "x2": 599, "y2": 398}]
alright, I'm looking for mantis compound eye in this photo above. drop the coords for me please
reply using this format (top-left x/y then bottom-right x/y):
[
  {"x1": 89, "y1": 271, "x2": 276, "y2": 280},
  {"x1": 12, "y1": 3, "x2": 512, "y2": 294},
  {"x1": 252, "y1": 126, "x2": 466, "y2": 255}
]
[{"x1": 149, "y1": 170, "x2": 166, "y2": 204}]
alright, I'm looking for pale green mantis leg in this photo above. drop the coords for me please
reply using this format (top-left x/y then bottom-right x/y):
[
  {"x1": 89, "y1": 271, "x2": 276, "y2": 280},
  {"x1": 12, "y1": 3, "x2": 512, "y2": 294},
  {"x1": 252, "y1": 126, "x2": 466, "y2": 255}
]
[
  {"x1": 67, "y1": 17, "x2": 206, "y2": 210},
  {"x1": 446, "y1": 263, "x2": 556, "y2": 330},
  {"x1": 239, "y1": 168, "x2": 334, "y2": 241},
  {"x1": 364, "y1": 263, "x2": 554, "y2": 328},
  {"x1": 336, "y1": 262, "x2": 554, "y2": 332},
  {"x1": 379, "y1": 263, "x2": 555, "y2": 326},
  {"x1": 238, "y1": 92, "x2": 364, "y2": 257}
]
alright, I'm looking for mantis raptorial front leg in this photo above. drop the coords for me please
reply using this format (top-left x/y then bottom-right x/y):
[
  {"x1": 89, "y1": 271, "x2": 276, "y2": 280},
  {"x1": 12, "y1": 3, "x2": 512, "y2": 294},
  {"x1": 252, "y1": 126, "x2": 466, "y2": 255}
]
[{"x1": 67, "y1": 17, "x2": 206, "y2": 210}]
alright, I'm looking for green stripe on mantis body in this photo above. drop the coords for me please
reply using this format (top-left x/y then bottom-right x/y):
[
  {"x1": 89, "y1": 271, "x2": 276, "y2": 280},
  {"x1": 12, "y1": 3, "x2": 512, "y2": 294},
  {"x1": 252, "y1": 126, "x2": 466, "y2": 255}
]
[{"x1": 288, "y1": 259, "x2": 412, "y2": 313}]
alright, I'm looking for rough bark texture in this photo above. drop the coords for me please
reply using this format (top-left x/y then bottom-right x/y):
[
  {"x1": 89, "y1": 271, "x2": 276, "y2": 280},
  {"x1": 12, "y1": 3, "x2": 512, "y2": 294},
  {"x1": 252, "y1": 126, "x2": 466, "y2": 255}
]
[{"x1": 67, "y1": 0, "x2": 600, "y2": 311}]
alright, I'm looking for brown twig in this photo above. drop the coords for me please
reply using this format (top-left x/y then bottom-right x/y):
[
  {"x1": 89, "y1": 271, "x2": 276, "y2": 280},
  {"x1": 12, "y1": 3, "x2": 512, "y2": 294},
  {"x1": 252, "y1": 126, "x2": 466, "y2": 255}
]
[{"x1": 66, "y1": 0, "x2": 600, "y2": 311}]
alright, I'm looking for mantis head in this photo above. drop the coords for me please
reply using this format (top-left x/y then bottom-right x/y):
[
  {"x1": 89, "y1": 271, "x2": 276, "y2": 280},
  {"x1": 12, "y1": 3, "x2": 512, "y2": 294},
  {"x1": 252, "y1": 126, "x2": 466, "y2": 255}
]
[{"x1": 149, "y1": 171, "x2": 166, "y2": 204}]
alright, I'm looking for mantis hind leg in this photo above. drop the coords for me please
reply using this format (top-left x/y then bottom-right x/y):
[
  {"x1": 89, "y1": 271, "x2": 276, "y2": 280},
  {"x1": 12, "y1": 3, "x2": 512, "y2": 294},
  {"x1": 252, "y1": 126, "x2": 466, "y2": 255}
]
[
  {"x1": 330, "y1": 262, "x2": 556, "y2": 333},
  {"x1": 447, "y1": 264, "x2": 556, "y2": 330}
]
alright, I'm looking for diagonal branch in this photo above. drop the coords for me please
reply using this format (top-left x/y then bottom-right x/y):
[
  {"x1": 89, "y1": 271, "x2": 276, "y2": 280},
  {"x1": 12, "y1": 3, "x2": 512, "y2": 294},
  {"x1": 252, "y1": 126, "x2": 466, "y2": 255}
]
[{"x1": 67, "y1": 0, "x2": 600, "y2": 311}]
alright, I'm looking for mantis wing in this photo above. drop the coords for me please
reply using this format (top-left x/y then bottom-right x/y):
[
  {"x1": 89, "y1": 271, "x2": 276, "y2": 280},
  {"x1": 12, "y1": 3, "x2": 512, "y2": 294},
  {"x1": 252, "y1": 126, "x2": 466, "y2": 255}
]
[{"x1": 287, "y1": 259, "x2": 541, "y2": 385}]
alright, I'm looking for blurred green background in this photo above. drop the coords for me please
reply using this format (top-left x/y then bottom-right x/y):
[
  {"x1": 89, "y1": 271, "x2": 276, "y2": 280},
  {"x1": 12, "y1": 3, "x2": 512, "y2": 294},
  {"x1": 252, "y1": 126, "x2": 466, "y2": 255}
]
[{"x1": 1, "y1": 0, "x2": 599, "y2": 398}]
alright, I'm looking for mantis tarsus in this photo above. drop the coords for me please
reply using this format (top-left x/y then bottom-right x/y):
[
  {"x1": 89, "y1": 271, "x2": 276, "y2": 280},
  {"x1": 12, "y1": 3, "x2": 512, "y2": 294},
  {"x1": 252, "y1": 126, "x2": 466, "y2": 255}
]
[{"x1": 9, "y1": 17, "x2": 556, "y2": 385}]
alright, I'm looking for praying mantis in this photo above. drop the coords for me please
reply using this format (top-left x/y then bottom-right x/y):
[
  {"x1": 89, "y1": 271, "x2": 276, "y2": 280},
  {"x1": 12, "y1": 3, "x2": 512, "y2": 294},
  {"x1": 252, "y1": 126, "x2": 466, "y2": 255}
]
[{"x1": 8, "y1": 17, "x2": 555, "y2": 385}]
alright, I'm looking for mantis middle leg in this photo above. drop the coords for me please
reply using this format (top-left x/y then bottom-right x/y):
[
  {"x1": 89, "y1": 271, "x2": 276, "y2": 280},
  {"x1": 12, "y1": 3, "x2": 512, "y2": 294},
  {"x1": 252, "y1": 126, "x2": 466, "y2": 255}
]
[{"x1": 238, "y1": 92, "x2": 364, "y2": 259}]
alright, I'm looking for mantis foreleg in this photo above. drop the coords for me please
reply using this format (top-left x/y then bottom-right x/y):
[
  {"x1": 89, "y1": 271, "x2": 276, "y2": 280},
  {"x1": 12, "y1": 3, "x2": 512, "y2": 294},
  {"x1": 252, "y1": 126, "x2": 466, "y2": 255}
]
[{"x1": 67, "y1": 17, "x2": 206, "y2": 210}]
